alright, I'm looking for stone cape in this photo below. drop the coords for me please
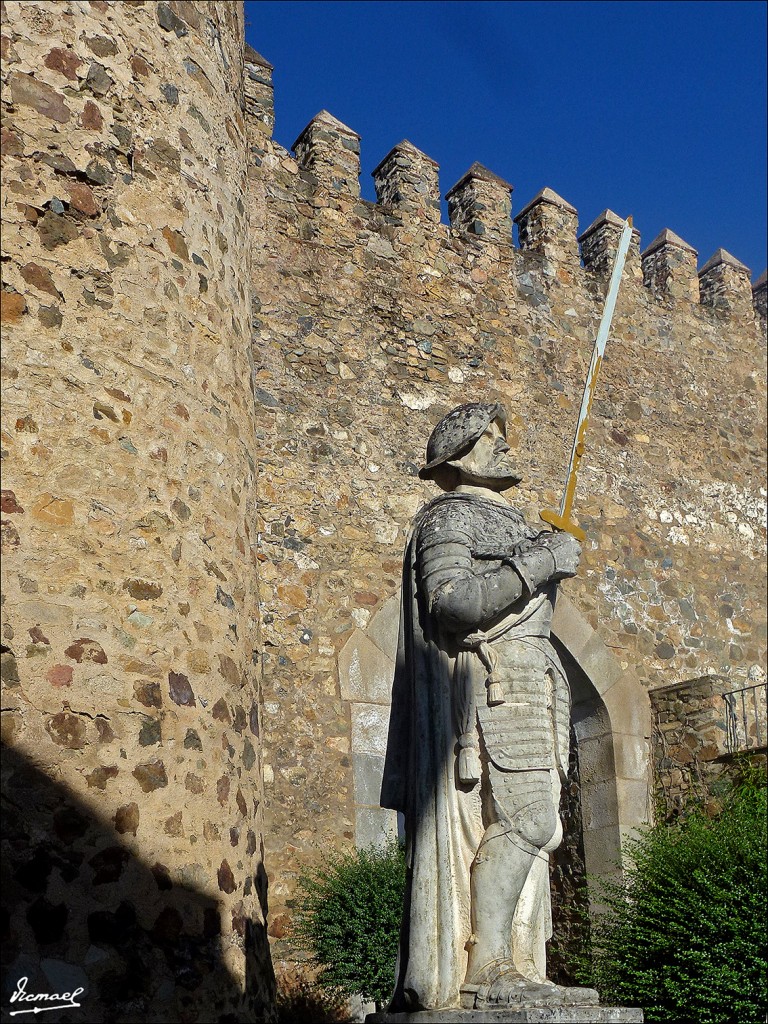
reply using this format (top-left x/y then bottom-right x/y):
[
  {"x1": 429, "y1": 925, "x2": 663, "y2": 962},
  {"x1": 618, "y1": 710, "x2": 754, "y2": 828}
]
[{"x1": 380, "y1": 490, "x2": 572, "y2": 1012}]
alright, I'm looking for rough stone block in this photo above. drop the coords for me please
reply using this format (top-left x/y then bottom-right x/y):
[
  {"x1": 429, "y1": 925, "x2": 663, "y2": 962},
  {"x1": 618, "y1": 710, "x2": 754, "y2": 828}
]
[
  {"x1": 580, "y1": 778, "x2": 620, "y2": 831},
  {"x1": 551, "y1": 596, "x2": 594, "y2": 661},
  {"x1": 572, "y1": 702, "x2": 611, "y2": 742},
  {"x1": 339, "y1": 631, "x2": 395, "y2": 704},
  {"x1": 352, "y1": 750, "x2": 387, "y2": 806},
  {"x1": 581, "y1": 824, "x2": 624, "y2": 879},
  {"x1": 350, "y1": 702, "x2": 392, "y2": 756},
  {"x1": 367, "y1": 593, "x2": 401, "y2": 661},
  {"x1": 578, "y1": 633, "x2": 624, "y2": 695},
  {"x1": 603, "y1": 675, "x2": 652, "y2": 739},
  {"x1": 576, "y1": 732, "x2": 616, "y2": 782},
  {"x1": 355, "y1": 805, "x2": 398, "y2": 850},
  {"x1": 614, "y1": 777, "x2": 652, "y2": 826},
  {"x1": 612, "y1": 733, "x2": 650, "y2": 782}
]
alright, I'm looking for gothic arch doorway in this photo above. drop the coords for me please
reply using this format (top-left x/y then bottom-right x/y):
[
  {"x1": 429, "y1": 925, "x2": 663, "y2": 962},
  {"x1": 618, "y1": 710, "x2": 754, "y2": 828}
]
[
  {"x1": 551, "y1": 595, "x2": 653, "y2": 880},
  {"x1": 338, "y1": 591, "x2": 652, "y2": 882}
]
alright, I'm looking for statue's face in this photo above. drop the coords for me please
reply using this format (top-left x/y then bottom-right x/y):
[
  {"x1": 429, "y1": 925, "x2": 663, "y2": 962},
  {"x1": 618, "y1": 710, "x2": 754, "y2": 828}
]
[{"x1": 449, "y1": 418, "x2": 519, "y2": 489}]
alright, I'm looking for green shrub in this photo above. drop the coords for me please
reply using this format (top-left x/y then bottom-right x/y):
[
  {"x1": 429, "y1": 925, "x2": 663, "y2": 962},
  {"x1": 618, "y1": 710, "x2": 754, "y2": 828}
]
[
  {"x1": 292, "y1": 839, "x2": 406, "y2": 1007},
  {"x1": 590, "y1": 768, "x2": 767, "y2": 1023}
]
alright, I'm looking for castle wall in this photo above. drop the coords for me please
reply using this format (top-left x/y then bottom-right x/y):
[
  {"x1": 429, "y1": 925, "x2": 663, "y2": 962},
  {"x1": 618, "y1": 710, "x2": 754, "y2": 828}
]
[
  {"x1": 1, "y1": 3, "x2": 274, "y2": 1020},
  {"x1": 1, "y1": 6, "x2": 765, "y2": 1002},
  {"x1": 651, "y1": 672, "x2": 767, "y2": 819},
  {"x1": 244, "y1": 67, "x2": 767, "y2": 948}
]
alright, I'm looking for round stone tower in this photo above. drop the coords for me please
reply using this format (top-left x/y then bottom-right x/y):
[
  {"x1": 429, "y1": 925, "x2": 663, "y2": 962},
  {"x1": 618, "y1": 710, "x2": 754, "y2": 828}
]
[{"x1": 1, "y1": 2, "x2": 273, "y2": 1019}]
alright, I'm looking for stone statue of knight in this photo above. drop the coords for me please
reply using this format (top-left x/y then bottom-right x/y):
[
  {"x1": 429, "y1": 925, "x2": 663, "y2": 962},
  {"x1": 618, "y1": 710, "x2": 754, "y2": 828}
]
[{"x1": 381, "y1": 402, "x2": 599, "y2": 1012}]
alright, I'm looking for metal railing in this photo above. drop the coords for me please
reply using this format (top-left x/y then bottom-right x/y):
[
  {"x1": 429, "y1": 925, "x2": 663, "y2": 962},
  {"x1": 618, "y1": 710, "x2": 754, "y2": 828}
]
[{"x1": 723, "y1": 683, "x2": 767, "y2": 754}]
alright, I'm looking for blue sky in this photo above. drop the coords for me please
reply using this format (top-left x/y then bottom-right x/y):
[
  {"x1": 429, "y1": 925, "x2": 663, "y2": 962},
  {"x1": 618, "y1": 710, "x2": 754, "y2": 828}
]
[{"x1": 245, "y1": 1, "x2": 767, "y2": 278}]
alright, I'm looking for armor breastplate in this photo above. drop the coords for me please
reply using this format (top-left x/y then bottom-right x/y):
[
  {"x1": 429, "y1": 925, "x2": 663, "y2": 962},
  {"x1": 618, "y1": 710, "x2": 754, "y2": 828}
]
[{"x1": 416, "y1": 494, "x2": 567, "y2": 773}]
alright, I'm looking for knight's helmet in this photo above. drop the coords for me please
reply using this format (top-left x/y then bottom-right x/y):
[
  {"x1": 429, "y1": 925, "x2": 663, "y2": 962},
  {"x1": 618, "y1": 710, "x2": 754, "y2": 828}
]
[{"x1": 419, "y1": 401, "x2": 517, "y2": 480}]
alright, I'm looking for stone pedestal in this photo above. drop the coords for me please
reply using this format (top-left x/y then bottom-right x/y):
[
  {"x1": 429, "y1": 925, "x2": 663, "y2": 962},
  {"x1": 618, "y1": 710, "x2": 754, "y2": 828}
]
[{"x1": 366, "y1": 1008, "x2": 643, "y2": 1023}]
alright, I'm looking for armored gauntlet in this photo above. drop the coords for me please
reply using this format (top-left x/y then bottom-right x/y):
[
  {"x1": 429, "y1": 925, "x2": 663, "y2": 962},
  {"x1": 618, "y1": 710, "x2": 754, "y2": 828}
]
[{"x1": 510, "y1": 531, "x2": 581, "y2": 594}]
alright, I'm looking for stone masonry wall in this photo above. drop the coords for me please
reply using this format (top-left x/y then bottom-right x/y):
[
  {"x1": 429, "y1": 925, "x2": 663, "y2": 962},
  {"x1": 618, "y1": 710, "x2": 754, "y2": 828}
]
[
  {"x1": 1, "y1": 3, "x2": 274, "y2": 1021},
  {"x1": 2, "y1": 6, "x2": 765, "y2": 1003},
  {"x1": 651, "y1": 672, "x2": 768, "y2": 820},
  {"x1": 244, "y1": 62, "x2": 767, "y2": 955}
]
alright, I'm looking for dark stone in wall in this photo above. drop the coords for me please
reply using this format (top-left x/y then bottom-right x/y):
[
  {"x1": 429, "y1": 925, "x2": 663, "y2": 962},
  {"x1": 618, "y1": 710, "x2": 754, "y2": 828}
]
[
  {"x1": 26, "y1": 898, "x2": 68, "y2": 945},
  {"x1": 169, "y1": 671, "x2": 196, "y2": 707},
  {"x1": 157, "y1": 3, "x2": 189, "y2": 37}
]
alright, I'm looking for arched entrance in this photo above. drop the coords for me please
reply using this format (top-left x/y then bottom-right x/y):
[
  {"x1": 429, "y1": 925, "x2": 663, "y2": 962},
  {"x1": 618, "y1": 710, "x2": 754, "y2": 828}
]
[
  {"x1": 338, "y1": 591, "x2": 652, "y2": 881},
  {"x1": 551, "y1": 595, "x2": 653, "y2": 880}
]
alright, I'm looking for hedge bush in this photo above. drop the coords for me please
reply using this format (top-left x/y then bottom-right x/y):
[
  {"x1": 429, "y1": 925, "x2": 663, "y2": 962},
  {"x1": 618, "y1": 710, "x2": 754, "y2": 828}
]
[
  {"x1": 590, "y1": 767, "x2": 767, "y2": 1023},
  {"x1": 292, "y1": 839, "x2": 406, "y2": 1007}
]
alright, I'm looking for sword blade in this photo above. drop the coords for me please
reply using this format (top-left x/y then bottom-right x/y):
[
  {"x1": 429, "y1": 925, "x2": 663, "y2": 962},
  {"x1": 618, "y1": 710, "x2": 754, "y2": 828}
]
[
  {"x1": 560, "y1": 217, "x2": 633, "y2": 517},
  {"x1": 541, "y1": 217, "x2": 633, "y2": 539}
]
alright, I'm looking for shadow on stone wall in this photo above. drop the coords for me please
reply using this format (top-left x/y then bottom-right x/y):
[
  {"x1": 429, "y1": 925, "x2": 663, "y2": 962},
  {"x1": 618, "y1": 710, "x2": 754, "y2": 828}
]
[
  {"x1": 547, "y1": 723, "x2": 590, "y2": 987},
  {"x1": 1, "y1": 743, "x2": 275, "y2": 1023}
]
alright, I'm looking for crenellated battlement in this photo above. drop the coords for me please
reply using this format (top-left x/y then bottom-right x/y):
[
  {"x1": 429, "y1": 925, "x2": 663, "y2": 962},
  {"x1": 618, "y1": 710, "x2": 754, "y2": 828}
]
[
  {"x1": 641, "y1": 228, "x2": 699, "y2": 304},
  {"x1": 372, "y1": 140, "x2": 441, "y2": 223},
  {"x1": 754, "y1": 270, "x2": 767, "y2": 324},
  {"x1": 580, "y1": 210, "x2": 643, "y2": 284},
  {"x1": 514, "y1": 187, "x2": 580, "y2": 269},
  {"x1": 243, "y1": 44, "x2": 274, "y2": 142},
  {"x1": 698, "y1": 248, "x2": 754, "y2": 318},
  {"x1": 292, "y1": 110, "x2": 361, "y2": 196},
  {"x1": 243, "y1": 58, "x2": 765, "y2": 330},
  {"x1": 445, "y1": 162, "x2": 514, "y2": 244}
]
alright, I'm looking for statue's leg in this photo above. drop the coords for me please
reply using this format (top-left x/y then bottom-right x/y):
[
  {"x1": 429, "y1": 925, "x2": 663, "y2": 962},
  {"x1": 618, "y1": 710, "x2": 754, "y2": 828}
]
[
  {"x1": 511, "y1": 768, "x2": 563, "y2": 981},
  {"x1": 464, "y1": 821, "x2": 540, "y2": 977},
  {"x1": 464, "y1": 769, "x2": 557, "y2": 982},
  {"x1": 461, "y1": 766, "x2": 599, "y2": 1009}
]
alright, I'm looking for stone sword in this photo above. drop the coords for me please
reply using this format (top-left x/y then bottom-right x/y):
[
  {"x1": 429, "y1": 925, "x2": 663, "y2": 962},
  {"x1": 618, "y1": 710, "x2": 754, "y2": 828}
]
[{"x1": 540, "y1": 216, "x2": 634, "y2": 541}]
